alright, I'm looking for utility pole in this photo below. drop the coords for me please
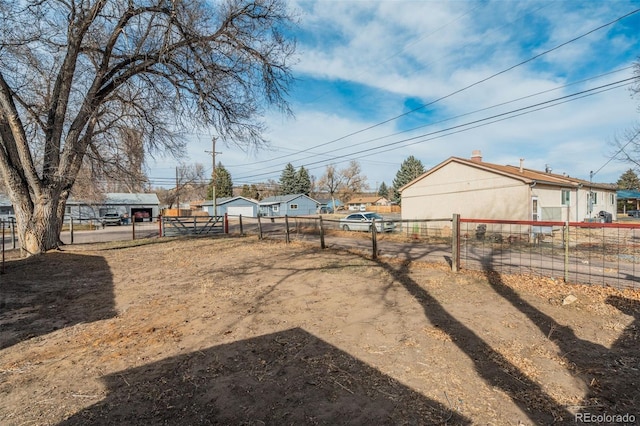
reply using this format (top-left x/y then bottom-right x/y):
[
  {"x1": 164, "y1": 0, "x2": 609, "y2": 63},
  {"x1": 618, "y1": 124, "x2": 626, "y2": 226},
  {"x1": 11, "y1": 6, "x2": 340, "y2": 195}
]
[
  {"x1": 206, "y1": 137, "x2": 222, "y2": 217},
  {"x1": 175, "y1": 166, "x2": 179, "y2": 211}
]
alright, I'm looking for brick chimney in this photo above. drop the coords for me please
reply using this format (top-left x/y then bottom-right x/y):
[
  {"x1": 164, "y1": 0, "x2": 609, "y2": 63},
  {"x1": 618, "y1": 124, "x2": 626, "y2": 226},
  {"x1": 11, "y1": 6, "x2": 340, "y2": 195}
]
[{"x1": 471, "y1": 150, "x2": 482, "y2": 163}]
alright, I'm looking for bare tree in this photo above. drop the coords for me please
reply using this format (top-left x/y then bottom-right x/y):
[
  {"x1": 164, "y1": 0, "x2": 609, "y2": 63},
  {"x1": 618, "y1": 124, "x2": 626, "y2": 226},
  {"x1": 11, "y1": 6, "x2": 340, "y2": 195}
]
[
  {"x1": 612, "y1": 60, "x2": 640, "y2": 169},
  {"x1": 0, "y1": 0, "x2": 295, "y2": 255},
  {"x1": 317, "y1": 161, "x2": 368, "y2": 210},
  {"x1": 154, "y1": 163, "x2": 207, "y2": 209}
]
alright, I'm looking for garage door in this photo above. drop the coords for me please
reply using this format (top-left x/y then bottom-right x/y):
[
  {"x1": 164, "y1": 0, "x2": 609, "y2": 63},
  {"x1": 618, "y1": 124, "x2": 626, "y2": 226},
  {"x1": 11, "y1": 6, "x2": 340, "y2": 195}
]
[{"x1": 227, "y1": 206, "x2": 255, "y2": 217}]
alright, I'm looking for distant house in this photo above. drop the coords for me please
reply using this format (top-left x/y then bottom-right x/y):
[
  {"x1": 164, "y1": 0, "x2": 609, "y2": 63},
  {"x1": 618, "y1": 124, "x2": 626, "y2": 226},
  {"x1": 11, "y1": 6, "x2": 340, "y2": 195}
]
[
  {"x1": 315, "y1": 197, "x2": 343, "y2": 212},
  {"x1": 66, "y1": 193, "x2": 160, "y2": 222},
  {"x1": 400, "y1": 152, "x2": 617, "y2": 222},
  {"x1": 346, "y1": 195, "x2": 390, "y2": 211},
  {"x1": 259, "y1": 194, "x2": 319, "y2": 217},
  {"x1": 0, "y1": 194, "x2": 14, "y2": 220},
  {"x1": 201, "y1": 196, "x2": 259, "y2": 217}
]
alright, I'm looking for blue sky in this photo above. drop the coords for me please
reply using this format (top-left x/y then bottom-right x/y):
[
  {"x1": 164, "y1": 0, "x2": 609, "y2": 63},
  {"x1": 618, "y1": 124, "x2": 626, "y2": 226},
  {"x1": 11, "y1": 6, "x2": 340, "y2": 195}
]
[{"x1": 148, "y1": 0, "x2": 640, "y2": 191}]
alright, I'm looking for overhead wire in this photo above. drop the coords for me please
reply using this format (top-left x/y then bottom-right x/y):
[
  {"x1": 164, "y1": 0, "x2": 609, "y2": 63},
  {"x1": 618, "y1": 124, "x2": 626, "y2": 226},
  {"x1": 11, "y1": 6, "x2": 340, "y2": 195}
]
[
  {"x1": 230, "y1": 6, "x2": 640, "y2": 174},
  {"x1": 229, "y1": 65, "x2": 636, "y2": 172},
  {"x1": 231, "y1": 74, "x2": 639, "y2": 182}
]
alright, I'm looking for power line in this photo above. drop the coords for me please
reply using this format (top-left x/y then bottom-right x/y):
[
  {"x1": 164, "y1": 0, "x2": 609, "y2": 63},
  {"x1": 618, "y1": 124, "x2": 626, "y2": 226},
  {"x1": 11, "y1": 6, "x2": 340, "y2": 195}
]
[
  {"x1": 233, "y1": 7, "x2": 640, "y2": 173},
  {"x1": 232, "y1": 75, "x2": 638, "y2": 182},
  {"x1": 230, "y1": 66, "x2": 636, "y2": 172}
]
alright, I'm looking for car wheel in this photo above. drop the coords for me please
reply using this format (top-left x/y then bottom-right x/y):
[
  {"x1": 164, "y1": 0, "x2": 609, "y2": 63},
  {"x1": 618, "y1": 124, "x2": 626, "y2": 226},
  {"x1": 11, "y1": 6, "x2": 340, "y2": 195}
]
[{"x1": 342, "y1": 224, "x2": 350, "y2": 231}]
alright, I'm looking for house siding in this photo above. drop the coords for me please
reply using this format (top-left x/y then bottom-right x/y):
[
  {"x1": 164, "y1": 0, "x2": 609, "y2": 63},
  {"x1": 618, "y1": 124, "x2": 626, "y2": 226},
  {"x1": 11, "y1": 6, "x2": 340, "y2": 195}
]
[
  {"x1": 259, "y1": 195, "x2": 319, "y2": 217},
  {"x1": 402, "y1": 162, "x2": 530, "y2": 220},
  {"x1": 401, "y1": 159, "x2": 618, "y2": 222}
]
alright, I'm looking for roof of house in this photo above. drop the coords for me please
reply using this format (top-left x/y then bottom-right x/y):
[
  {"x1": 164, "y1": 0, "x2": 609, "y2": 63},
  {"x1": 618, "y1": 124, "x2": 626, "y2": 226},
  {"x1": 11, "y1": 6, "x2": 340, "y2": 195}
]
[
  {"x1": 347, "y1": 195, "x2": 386, "y2": 204},
  {"x1": 401, "y1": 157, "x2": 615, "y2": 192},
  {"x1": 201, "y1": 196, "x2": 259, "y2": 206},
  {"x1": 105, "y1": 193, "x2": 160, "y2": 205},
  {"x1": 259, "y1": 194, "x2": 319, "y2": 205},
  {"x1": 67, "y1": 192, "x2": 160, "y2": 205}
]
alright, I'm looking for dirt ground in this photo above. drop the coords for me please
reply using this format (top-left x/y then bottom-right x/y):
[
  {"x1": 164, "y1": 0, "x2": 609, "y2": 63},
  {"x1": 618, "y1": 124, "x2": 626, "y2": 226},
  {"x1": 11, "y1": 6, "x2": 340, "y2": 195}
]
[{"x1": 1, "y1": 235, "x2": 639, "y2": 425}]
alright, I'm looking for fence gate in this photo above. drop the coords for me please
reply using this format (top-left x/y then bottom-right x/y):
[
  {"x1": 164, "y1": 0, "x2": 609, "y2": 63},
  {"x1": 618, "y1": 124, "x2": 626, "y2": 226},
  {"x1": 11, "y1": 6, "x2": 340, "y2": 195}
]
[{"x1": 162, "y1": 216, "x2": 224, "y2": 236}]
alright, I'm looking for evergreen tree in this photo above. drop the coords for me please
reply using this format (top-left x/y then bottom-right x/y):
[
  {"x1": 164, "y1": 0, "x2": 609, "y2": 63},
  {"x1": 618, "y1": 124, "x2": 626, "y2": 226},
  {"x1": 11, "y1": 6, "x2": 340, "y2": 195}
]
[
  {"x1": 279, "y1": 163, "x2": 297, "y2": 195},
  {"x1": 240, "y1": 184, "x2": 260, "y2": 199},
  {"x1": 377, "y1": 182, "x2": 389, "y2": 198},
  {"x1": 617, "y1": 169, "x2": 640, "y2": 190},
  {"x1": 392, "y1": 156, "x2": 425, "y2": 203},
  {"x1": 207, "y1": 162, "x2": 233, "y2": 199},
  {"x1": 296, "y1": 166, "x2": 312, "y2": 195}
]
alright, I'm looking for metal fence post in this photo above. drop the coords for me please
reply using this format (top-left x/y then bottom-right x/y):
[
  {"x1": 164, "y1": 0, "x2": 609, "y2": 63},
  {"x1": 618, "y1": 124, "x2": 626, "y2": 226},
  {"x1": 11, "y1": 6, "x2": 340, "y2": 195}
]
[
  {"x1": 224, "y1": 213, "x2": 229, "y2": 234},
  {"x1": 70, "y1": 217, "x2": 74, "y2": 244},
  {"x1": 239, "y1": 214, "x2": 243, "y2": 236},
  {"x1": 564, "y1": 220, "x2": 569, "y2": 283},
  {"x1": 132, "y1": 217, "x2": 136, "y2": 240},
  {"x1": 2, "y1": 221, "x2": 5, "y2": 274},
  {"x1": 319, "y1": 215, "x2": 325, "y2": 249},
  {"x1": 285, "y1": 215, "x2": 290, "y2": 243},
  {"x1": 452, "y1": 214, "x2": 460, "y2": 272},
  {"x1": 371, "y1": 219, "x2": 378, "y2": 259},
  {"x1": 11, "y1": 219, "x2": 16, "y2": 249}
]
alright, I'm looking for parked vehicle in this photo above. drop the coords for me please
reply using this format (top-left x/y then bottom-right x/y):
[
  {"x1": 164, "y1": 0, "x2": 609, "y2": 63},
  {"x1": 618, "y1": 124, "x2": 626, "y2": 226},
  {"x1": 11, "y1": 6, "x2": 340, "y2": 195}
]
[
  {"x1": 339, "y1": 212, "x2": 394, "y2": 232},
  {"x1": 627, "y1": 210, "x2": 640, "y2": 218},
  {"x1": 317, "y1": 206, "x2": 334, "y2": 214},
  {"x1": 101, "y1": 212, "x2": 123, "y2": 226},
  {"x1": 133, "y1": 211, "x2": 151, "y2": 222}
]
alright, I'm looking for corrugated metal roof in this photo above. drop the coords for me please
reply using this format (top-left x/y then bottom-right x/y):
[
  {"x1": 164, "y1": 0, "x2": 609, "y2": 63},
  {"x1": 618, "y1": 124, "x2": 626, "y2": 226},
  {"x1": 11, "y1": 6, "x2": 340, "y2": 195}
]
[
  {"x1": 1, "y1": 192, "x2": 160, "y2": 206},
  {"x1": 618, "y1": 190, "x2": 640, "y2": 199},
  {"x1": 105, "y1": 193, "x2": 159, "y2": 205}
]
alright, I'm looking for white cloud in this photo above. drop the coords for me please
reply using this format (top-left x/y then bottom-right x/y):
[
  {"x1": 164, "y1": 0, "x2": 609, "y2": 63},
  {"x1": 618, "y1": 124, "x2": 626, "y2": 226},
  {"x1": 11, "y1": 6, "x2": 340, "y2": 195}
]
[{"x1": 146, "y1": 0, "x2": 640, "y2": 189}]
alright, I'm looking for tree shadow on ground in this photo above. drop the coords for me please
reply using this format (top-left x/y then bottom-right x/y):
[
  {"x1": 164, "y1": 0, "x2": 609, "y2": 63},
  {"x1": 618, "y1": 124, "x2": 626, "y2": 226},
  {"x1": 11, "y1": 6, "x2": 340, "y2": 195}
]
[
  {"x1": 480, "y1": 254, "x2": 640, "y2": 420},
  {"x1": 373, "y1": 247, "x2": 573, "y2": 424},
  {"x1": 59, "y1": 327, "x2": 470, "y2": 425},
  {"x1": 0, "y1": 252, "x2": 116, "y2": 350}
]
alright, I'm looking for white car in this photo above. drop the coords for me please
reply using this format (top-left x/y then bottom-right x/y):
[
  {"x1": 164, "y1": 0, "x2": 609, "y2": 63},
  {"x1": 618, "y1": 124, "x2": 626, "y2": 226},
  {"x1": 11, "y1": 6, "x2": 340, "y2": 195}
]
[{"x1": 339, "y1": 212, "x2": 394, "y2": 232}]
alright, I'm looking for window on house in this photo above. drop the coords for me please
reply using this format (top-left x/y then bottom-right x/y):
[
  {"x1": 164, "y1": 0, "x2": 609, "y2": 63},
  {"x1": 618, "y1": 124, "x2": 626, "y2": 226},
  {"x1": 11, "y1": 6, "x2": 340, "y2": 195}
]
[
  {"x1": 561, "y1": 190, "x2": 570, "y2": 205},
  {"x1": 610, "y1": 193, "x2": 615, "y2": 205},
  {"x1": 591, "y1": 192, "x2": 598, "y2": 204},
  {"x1": 290, "y1": 204, "x2": 298, "y2": 210},
  {"x1": 66, "y1": 206, "x2": 71, "y2": 213},
  {"x1": 272, "y1": 205, "x2": 279, "y2": 212}
]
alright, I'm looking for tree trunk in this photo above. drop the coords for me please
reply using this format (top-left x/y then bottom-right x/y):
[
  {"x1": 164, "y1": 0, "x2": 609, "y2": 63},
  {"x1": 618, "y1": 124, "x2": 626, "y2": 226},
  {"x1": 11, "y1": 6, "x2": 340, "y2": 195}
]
[{"x1": 13, "y1": 189, "x2": 65, "y2": 255}]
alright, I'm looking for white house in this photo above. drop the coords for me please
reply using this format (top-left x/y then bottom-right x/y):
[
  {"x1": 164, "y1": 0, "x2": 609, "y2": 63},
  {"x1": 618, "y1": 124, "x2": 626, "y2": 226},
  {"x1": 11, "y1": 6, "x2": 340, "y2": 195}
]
[
  {"x1": 400, "y1": 152, "x2": 617, "y2": 222},
  {"x1": 346, "y1": 195, "x2": 391, "y2": 211}
]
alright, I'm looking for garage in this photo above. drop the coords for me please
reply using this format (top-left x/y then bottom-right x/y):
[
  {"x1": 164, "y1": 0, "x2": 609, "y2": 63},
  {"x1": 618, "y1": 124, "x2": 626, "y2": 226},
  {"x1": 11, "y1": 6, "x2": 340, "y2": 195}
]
[
  {"x1": 202, "y1": 196, "x2": 259, "y2": 217},
  {"x1": 227, "y1": 206, "x2": 255, "y2": 217}
]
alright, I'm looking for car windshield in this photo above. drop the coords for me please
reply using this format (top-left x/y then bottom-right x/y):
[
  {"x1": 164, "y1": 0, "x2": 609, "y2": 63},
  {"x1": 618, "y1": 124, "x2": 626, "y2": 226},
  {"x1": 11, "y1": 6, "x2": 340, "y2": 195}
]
[{"x1": 363, "y1": 213, "x2": 383, "y2": 220}]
